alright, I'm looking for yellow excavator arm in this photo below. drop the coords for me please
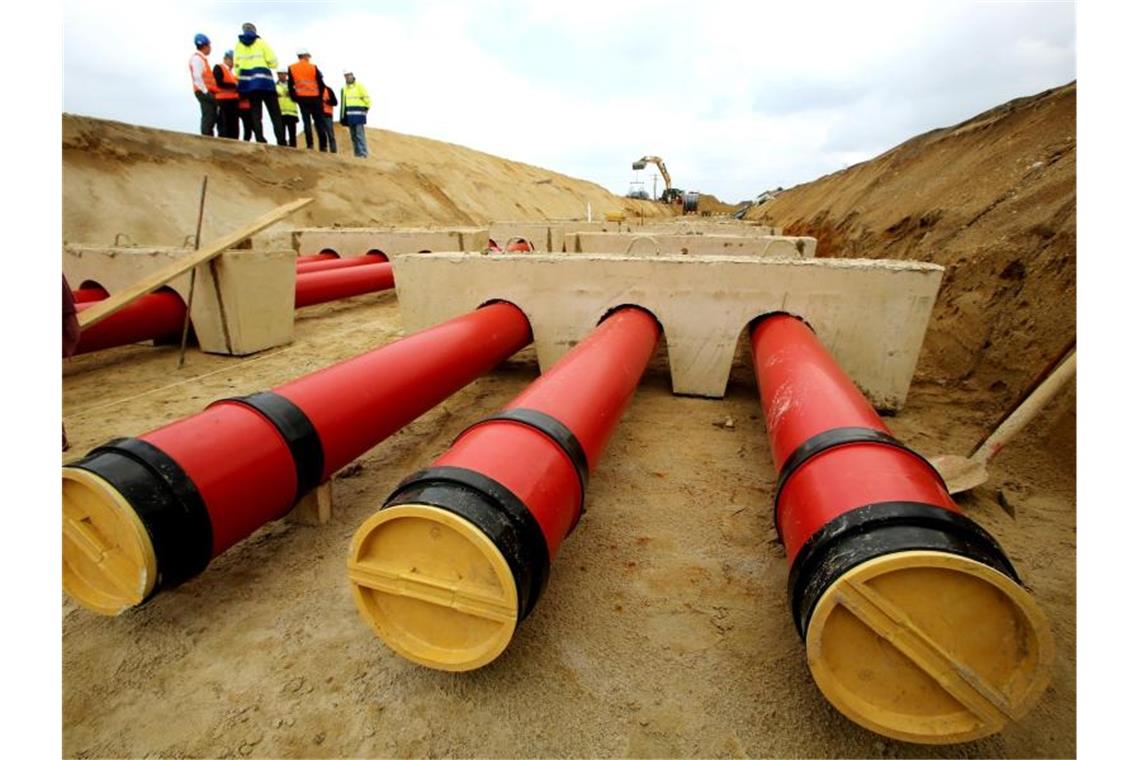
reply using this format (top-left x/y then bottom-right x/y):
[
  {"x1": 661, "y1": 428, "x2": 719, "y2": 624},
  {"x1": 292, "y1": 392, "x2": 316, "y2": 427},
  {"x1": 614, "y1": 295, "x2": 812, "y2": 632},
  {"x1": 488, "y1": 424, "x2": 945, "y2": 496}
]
[{"x1": 631, "y1": 156, "x2": 672, "y2": 191}]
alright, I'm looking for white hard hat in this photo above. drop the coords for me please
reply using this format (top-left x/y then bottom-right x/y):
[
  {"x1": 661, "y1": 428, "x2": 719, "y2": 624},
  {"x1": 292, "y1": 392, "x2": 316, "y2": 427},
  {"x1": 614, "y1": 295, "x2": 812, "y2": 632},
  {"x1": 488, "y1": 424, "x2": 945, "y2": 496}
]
[
  {"x1": 296, "y1": 47, "x2": 309, "y2": 56},
  {"x1": 343, "y1": 69, "x2": 353, "y2": 75}
]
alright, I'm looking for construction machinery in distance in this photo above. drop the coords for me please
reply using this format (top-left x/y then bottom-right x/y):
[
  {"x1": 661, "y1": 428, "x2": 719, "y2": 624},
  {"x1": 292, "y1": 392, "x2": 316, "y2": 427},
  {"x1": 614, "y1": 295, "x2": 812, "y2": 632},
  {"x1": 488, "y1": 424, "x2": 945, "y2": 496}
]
[{"x1": 630, "y1": 155, "x2": 699, "y2": 213}]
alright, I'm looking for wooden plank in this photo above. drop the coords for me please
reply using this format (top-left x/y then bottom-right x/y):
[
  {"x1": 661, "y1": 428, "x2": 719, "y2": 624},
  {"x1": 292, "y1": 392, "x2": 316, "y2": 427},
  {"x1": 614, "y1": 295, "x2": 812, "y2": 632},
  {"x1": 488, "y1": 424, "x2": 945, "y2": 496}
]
[{"x1": 77, "y1": 197, "x2": 313, "y2": 329}]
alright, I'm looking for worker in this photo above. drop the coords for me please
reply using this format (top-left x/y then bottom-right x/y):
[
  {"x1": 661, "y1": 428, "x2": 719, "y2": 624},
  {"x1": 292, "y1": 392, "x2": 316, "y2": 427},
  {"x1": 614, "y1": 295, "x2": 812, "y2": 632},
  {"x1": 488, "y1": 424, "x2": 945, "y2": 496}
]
[
  {"x1": 233, "y1": 22, "x2": 285, "y2": 145},
  {"x1": 188, "y1": 33, "x2": 217, "y2": 136},
  {"x1": 340, "y1": 70, "x2": 371, "y2": 158},
  {"x1": 288, "y1": 49, "x2": 330, "y2": 151},
  {"x1": 320, "y1": 84, "x2": 338, "y2": 154},
  {"x1": 212, "y1": 50, "x2": 240, "y2": 139},
  {"x1": 276, "y1": 71, "x2": 299, "y2": 147}
]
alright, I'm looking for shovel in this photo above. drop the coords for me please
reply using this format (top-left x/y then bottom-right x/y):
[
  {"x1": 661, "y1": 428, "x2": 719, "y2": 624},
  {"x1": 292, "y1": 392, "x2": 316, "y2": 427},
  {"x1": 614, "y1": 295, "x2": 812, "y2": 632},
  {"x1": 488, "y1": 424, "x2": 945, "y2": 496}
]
[{"x1": 930, "y1": 347, "x2": 1076, "y2": 495}]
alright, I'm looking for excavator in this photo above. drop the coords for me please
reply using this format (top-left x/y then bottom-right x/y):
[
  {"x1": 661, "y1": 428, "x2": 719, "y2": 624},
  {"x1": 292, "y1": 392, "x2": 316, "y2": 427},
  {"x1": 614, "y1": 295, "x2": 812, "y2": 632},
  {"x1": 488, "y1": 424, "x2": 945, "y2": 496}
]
[{"x1": 631, "y1": 155, "x2": 697, "y2": 213}]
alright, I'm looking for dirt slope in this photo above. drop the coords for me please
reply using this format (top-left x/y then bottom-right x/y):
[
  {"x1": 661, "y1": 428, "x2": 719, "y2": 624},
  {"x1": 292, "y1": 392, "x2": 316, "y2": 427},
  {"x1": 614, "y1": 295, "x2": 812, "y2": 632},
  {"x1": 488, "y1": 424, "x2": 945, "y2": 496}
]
[
  {"x1": 748, "y1": 83, "x2": 1075, "y2": 408},
  {"x1": 62, "y1": 115, "x2": 672, "y2": 249}
]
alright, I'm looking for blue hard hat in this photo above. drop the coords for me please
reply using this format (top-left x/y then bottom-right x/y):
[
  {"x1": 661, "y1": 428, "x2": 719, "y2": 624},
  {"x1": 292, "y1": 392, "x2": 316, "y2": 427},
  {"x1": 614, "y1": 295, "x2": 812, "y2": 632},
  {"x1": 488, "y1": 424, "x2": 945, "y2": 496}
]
[{"x1": 194, "y1": 33, "x2": 210, "y2": 47}]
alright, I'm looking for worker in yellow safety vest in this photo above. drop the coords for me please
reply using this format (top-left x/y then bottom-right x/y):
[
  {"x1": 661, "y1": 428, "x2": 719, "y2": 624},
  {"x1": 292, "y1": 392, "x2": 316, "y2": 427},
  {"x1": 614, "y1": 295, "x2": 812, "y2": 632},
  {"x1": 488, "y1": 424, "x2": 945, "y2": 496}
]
[
  {"x1": 233, "y1": 22, "x2": 285, "y2": 145},
  {"x1": 340, "y1": 70, "x2": 371, "y2": 158},
  {"x1": 276, "y1": 71, "x2": 299, "y2": 147},
  {"x1": 288, "y1": 49, "x2": 331, "y2": 152}
]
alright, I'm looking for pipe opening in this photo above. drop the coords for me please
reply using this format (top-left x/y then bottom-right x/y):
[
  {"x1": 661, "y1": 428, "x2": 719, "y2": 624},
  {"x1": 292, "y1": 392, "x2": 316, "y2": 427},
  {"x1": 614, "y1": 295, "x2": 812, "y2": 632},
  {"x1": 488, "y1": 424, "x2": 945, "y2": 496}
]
[
  {"x1": 596, "y1": 303, "x2": 663, "y2": 333},
  {"x1": 746, "y1": 310, "x2": 814, "y2": 336}
]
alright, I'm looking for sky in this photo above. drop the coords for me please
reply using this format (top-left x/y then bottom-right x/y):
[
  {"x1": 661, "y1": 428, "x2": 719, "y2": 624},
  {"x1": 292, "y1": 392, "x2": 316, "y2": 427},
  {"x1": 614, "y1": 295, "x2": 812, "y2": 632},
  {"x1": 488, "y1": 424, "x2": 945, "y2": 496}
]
[{"x1": 62, "y1": 1, "x2": 1074, "y2": 202}]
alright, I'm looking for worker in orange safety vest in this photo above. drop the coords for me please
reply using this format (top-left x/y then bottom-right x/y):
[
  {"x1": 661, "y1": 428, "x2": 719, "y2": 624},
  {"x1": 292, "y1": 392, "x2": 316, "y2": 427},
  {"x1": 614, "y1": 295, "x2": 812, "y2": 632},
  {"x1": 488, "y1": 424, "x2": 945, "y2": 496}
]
[
  {"x1": 212, "y1": 50, "x2": 240, "y2": 139},
  {"x1": 320, "y1": 83, "x2": 338, "y2": 154},
  {"x1": 288, "y1": 48, "x2": 331, "y2": 152}
]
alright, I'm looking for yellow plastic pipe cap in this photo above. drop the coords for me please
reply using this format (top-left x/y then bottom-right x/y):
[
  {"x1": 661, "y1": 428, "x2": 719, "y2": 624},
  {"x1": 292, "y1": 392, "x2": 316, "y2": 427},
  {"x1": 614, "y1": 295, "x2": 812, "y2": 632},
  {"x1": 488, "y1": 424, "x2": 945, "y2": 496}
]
[
  {"x1": 62, "y1": 467, "x2": 156, "y2": 615},
  {"x1": 805, "y1": 550, "x2": 1054, "y2": 744},
  {"x1": 347, "y1": 504, "x2": 518, "y2": 672}
]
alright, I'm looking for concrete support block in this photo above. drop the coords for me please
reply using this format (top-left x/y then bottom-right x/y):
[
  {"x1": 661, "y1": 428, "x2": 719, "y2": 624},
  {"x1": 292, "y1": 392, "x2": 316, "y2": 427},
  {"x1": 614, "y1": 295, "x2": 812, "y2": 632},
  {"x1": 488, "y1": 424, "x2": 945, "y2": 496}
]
[
  {"x1": 291, "y1": 227, "x2": 490, "y2": 256},
  {"x1": 625, "y1": 222, "x2": 782, "y2": 236},
  {"x1": 566, "y1": 232, "x2": 816, "y2": 258},
  {"x1": 392, "y1": 253, "x2": 943, "y2": 410},
  {"x1": 63, "y1": 245, "x2": 295, "y2": 356}
]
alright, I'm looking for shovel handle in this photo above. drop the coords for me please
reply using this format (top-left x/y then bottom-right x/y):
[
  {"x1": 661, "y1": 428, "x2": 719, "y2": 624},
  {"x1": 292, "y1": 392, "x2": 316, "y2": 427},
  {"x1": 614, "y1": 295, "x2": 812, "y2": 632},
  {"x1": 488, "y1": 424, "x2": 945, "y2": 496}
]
[{"x1": 970, "y1": 350, "x2": 1076, "y2": 466}]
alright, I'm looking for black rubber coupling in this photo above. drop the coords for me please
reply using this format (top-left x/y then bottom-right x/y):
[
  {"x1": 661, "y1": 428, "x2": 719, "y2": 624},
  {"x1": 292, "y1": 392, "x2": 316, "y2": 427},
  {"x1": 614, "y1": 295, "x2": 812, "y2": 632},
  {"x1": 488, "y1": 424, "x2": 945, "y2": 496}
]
[
  {"x1": 455, "y1": 407, "x2": 590, "y2": 533},
  {"x1": 67, "y1": 437, "x2": 214, "y2": 595},
  {"x1": 785, "y1": 501, "x2": 1021, "y2": 639},
  {"x1": 384, "y1": 466, "x2": 551, "y2": 620},
  {"x1": 772, "y1": 426, "x2": 949, "y2": 543},
  {"x1": 213, "y1": 391, "x2": 325, "y2": 502}
]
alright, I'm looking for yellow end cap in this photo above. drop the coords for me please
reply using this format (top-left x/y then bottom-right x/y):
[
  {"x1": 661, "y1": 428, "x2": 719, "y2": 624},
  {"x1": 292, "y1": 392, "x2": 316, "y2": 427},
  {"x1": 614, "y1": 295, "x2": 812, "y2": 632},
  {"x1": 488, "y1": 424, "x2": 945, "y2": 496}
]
[
  {"x1": 62, "y1": 467, "x2": 156, "y2": 616},
  {"x1": 347, "y1": 504, "x2": 518, "y2": 672},
  {"x1": 805, "y1": 550, "x2": 1054, "y2": 745}
]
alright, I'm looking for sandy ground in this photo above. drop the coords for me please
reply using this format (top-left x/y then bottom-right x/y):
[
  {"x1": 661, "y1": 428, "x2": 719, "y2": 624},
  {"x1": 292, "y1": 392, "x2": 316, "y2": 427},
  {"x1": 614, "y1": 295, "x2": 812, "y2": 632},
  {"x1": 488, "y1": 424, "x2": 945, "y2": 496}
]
[
  {"x1": 62, "y1": 293, "x2": 1074, "y2": 758},
  {"x1": 61, "y1": 82, "x2": 1076, "y2": 757}
]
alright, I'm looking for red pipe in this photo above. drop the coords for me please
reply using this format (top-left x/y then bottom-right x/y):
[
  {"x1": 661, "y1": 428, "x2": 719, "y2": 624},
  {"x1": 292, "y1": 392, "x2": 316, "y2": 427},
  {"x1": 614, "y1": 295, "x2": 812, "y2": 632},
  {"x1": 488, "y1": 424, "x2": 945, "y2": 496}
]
[
  {"x1": 749, "y1": 314, "x2": 1052, "y2": 744},
  {"x1": 294, "y1": 262, "x2": 395, "y2": 308},
  {"x1": 348, "y1": 307, "x2": 660, "y2": 671},
  {"x1": 62, "y1": 303, "x2": 533, "y2": 616},
  {"x1": 72, "y1": 290, "x2": 187, "y2": 355},
  {"x1": 295, "y1": 251, "x2": 339, "y2": 264},
  {"x1": 74, "y1": 286, "x2": 109, "y2": 303},
  {"x1": 295, "y1": 253, "x2": 387, "y2": 275}
]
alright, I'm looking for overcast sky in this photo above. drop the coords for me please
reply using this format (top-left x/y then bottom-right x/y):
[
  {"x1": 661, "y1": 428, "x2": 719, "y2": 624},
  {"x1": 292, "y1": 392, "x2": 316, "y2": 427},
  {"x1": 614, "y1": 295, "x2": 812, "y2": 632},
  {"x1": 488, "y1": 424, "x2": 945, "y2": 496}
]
[{"x1": 62, "y1": 1, "x2": 1074, "y2": 202}]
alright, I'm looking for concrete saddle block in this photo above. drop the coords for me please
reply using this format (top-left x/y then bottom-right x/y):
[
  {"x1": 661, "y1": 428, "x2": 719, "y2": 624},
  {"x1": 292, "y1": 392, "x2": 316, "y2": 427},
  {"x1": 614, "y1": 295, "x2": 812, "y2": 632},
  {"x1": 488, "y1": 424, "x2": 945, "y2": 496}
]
[
  {"x1": 392, "y1": 253, "x2": 944, "y2": 411},
  {"x1": 64, "y1": 245, "x2": 295, "y2": 356},
  {"x1": 487, "y1": 221, "x2": 782, "y2": 253},
  {"x1": 488, "y1": 220, "x2": 638, "y2": 252},
  {"x1": 291, "y1": 227, "x2": 490, "y2": 257},
  {"x1": 567, "y1": 231, "x2": 817, "y2": 258}
]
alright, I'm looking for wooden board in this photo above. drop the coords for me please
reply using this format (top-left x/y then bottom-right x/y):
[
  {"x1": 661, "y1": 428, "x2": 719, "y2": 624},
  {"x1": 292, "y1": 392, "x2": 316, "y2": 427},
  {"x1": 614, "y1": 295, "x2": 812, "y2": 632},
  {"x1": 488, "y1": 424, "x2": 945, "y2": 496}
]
[{"x1": 77, "y1": 198, "x2": 313, "y2": 329}]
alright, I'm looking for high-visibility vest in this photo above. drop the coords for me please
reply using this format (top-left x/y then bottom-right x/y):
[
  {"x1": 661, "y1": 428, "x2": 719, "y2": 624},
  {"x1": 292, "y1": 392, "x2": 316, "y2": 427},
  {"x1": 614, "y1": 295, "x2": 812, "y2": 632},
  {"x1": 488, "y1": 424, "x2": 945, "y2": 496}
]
[
  {"x1": 277, "y1": 82, "x2": 298, "y2": 116},
  {"x1": 190, "y1": 51, "x2": 217, "y2": 94},
  {"x1": 233, "y1": 37, "x2": 277, "y2": 93},
  {"x1": 215, "y1": 63, "x2": 239, "y2": 101},
  {"x1": 340, "y1": 82, "x2": 370, "y2": 125},
  {"x1": 322, "y1": 87, "x2": 334, "y2": 117},
  {"x1": 289, "y1": 60, "x2": 320, "y2": 98}
]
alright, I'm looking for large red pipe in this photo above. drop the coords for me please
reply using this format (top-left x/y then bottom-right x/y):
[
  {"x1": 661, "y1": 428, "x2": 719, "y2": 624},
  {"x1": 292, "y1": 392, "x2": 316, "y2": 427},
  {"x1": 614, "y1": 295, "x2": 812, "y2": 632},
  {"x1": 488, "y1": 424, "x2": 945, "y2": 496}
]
[
  {"x1": 749, "y1": 314, "x2": 1052, "y2": 744},
  {"x1": 62, "y1": 302, "x2": 532, "y2": 616},
  {"x1": 295, "y1": 251, "x2": 339, "y2": 264},
  {"x1": 294, "y1": 262, "x2": 395, "y2": 308},
  {"x1": 74, "y1": 286, "x2": 109, "y2": 303},
  {"x1": 72, "y1": 290, "x2": 187, "y2": 356},
  {"x1": 295, "y1": 253, "x2": 387, "y2": 275},
  {"x1": 348, "y1": 306, "x2": 660, "y2": 671}
]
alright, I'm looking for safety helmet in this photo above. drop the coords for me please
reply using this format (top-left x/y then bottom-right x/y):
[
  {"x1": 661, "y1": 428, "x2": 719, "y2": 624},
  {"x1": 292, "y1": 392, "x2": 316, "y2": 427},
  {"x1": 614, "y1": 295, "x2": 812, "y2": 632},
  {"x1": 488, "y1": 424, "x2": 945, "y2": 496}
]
[
  {"x1": 194, "y1": 33, "x2": 210, "y2": 47},
  {"x1": 343, "y1": 69, "x2": 353, "y2": 76},
  {"x1": 224, "y1": 49, "x2": 234, "y2": 59},
  {"x1": 241, "y1": 22, "x2": 257, "y2": 34},
  {"x1": 296, "y1": 47, "x2": 310, "y2": 57}
]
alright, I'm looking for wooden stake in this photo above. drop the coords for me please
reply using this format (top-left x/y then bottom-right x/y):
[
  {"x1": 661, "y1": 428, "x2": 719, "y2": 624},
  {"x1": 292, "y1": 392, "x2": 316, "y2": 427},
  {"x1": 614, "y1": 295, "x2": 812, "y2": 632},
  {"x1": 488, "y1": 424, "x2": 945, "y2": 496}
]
[{"x1": 177, "y1": 176, "x2": 209, "y2": 369}]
